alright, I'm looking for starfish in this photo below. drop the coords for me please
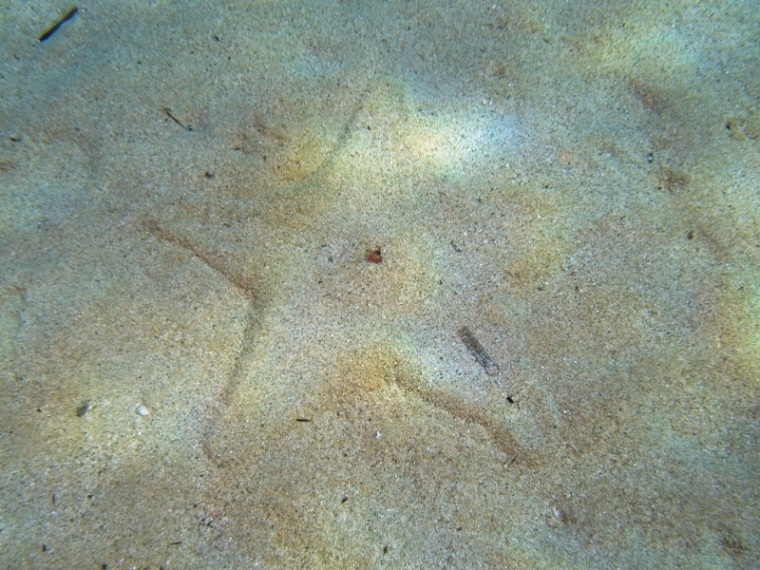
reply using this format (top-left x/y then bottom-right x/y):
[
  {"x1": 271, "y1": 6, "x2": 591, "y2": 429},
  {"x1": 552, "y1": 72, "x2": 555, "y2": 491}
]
[{"x1": 143, "y1": 78, "x2": 535, "y2": 470}]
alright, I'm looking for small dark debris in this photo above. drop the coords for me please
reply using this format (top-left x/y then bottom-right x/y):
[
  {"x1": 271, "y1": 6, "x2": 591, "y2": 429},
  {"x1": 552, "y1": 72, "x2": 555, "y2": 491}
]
[
  {"x1": 42, "y1": 544, "x2": 47, "y2": 552},
  {"x1": 646, "y1": 152, "x2": 654, "y2": 163},
  {"x1": 507, "y1": 396, "x2": 515, "y2": 404},
  {"x1": 687, "y1": 230, "x2": 694, "y2": 240},
  {"x1": 9, "y1": 134, "x2": 21, "y2": 142},
  {"x1": 38, "y1": 6, "x2": 78, "y2": 43},
  {"x1": 382, "y1": 545, "x2": 389, "y2": 554},
  {"x1": 457, "y1": 326, "x2": 499, "y2": 376},
  {"x1": 450, "y1": 241, "x2": 462, "y2": 252},
  {"x1": 296, "y1": 417, "x2": 311, "y2": 422},
  {"x1": 163, "y1": 107, "x2": 193, "y2": 131},
  {"x1": 341, "y1": 496, "x2": 348, "y2": 503},
  {"x1": 76, "y1": 400, "x2": 91, "y2": 417}
]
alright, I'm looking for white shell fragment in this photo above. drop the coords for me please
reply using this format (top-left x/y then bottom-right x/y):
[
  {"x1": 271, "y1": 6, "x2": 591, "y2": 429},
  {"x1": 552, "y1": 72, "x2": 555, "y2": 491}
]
[{"x1": 136, "y1": 405, "x2": 150, "y2": 417}]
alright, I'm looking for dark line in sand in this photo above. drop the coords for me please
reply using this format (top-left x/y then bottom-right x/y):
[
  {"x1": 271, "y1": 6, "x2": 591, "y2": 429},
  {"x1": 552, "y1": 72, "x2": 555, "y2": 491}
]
[
  {"x1": 387, "y1": 358, "x2": 534, "y2": 467},
  {"x1": 144, "y1": 219, "x2": 260, "y2": 467}
]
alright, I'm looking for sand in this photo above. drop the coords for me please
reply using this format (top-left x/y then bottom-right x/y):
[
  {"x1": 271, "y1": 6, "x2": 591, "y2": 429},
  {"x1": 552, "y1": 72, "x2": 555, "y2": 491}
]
[{"x1": 1, "y1": 1, "x2": 758, "y2": 568}]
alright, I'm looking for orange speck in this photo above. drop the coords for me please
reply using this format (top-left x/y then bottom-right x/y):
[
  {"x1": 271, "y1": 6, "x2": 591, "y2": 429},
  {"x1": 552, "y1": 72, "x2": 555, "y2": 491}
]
[{"x1": 366, "y1": 247, "x2": 382, "y2": 264}]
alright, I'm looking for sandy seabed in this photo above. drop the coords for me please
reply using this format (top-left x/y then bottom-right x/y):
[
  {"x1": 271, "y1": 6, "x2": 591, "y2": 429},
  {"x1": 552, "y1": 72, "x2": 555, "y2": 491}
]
[{"x1": 1, "y1": 1, "x2": 758, "y2": 568}]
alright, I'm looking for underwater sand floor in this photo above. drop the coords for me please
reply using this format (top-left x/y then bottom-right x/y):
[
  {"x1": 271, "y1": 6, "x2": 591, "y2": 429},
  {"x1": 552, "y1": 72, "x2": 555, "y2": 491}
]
[{"x1": 1, "y1": 1, "x2": 759, "y2": 568}]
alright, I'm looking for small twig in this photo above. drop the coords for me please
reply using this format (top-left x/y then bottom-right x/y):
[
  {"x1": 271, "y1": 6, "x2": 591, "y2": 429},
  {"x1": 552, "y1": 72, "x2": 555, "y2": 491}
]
[
  {"x1": 457, "y1": 326, "x2": 500, "y2": 377},
  {"x1": 163, "y1": 107, "x2": 193, "y2": 131},
  {"x1": 39, "y1": 6, "x2": 78, "y2": 43}
]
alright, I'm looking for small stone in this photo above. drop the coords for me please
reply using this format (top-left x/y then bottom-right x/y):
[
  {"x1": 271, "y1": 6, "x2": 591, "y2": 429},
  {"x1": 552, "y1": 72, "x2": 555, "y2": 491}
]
[{"x1": 136, "y1": 405, "x2": 150, "y2": 416}]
